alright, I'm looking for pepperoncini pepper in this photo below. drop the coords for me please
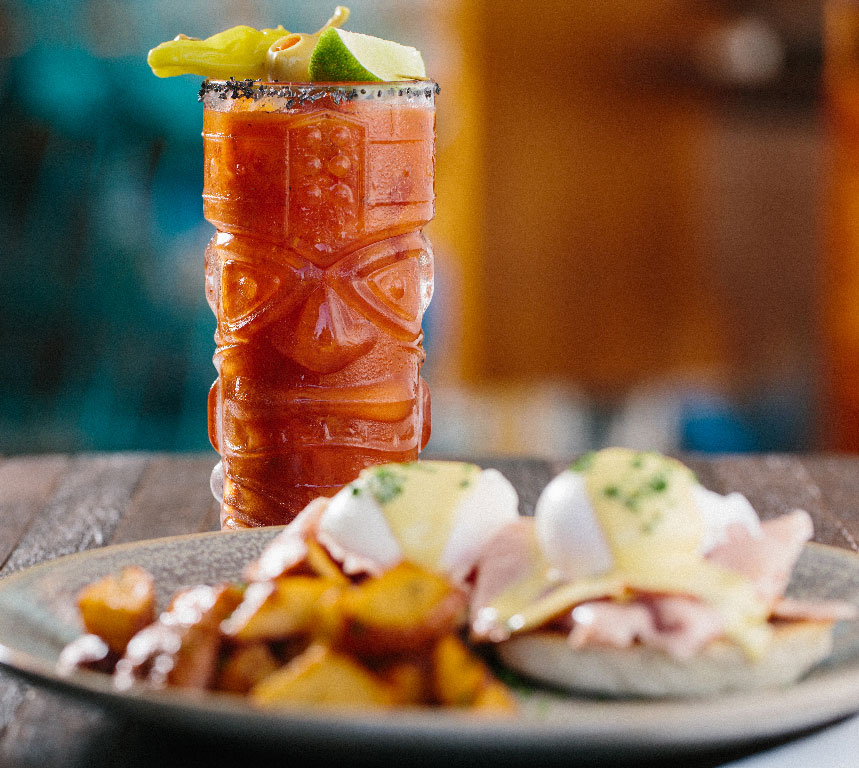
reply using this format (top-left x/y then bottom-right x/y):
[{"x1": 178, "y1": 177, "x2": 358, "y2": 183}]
[{"x1": 147, "y1": 25, "x2": 289, "y2": 80}]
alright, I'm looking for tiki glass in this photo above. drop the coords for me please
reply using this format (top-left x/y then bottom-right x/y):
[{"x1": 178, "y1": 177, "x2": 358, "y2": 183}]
[{"x1": 202, "y1": 80, "x2": 436, "y2": 528}]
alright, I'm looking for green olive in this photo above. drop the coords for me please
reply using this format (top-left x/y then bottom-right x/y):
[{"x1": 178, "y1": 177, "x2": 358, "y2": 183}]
[{"x1": 266, "y1": 6, "x2": 350, "y2": 82}]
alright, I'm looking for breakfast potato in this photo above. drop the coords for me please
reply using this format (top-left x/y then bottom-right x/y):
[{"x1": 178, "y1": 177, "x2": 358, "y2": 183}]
[
  {"x1": 305, "y1": 537, "x2": 350, "y2": 584},
  {"x1": 337, "y1": 562, "x2": 467, "y2": 656},
  {"x1": 432, "y1": 634, "x2": 516, "y2": 712},
  {"x1": 221, "y1": 577, "x2": 343, "y2": 642},
  {"x1": 244, "y1": 535, "x2": 349, "y2": 586},
  {"x1": 251, "y1": 644, "x2": 395, "y2": 708},
  {"x1": 471, "y1": 679, "x2": 518, "y2": 713},
  {"x1": 311, "y1": 579, "x2": 347, "y2": 642},
  {"x1": 216, "y1": 643, "x2": 282, "y2": 694},
  {"x1": 375, "y1": 659, "x2": 429, "y2": 705},
  {"x1": 62, "y1": 476, "x2": 520, "y2": 713},
  {"x1": 431, "y1": 634, "x2": 489, "y2": 707},
  {"x1": 114, "y1": 583, "x2": 243, "y2": 690},
  {"x1": 77, "y1": 566, "x2": 156, "y2": 654}
]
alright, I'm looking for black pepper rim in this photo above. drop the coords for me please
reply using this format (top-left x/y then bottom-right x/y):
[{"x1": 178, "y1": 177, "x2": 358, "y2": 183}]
[{"x1": 198, "y1": 77, "x2": 440, "y2": 103}]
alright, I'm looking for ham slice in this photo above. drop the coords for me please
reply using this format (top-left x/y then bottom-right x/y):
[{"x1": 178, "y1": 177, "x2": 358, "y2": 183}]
[
  {"x1": 568, "y1": 602, "x2": 653, "y2": 650},
  {"x1": 645, "y1": 596, "x2": 726, "y2": 658},
  {"x1": 771, "y1": 597, "x2": 857, "y2": 623},
  {"x1": 568, "y1": 596, "x2": 724, "y2": 660},
  {"x1": 706, "y1": 509, "x2": 813, "y2": 605},
  {"x1": 243, "y1": 497, "x2": 328, "y2": 582},
  {"x1": 469, "y1": 519, "x2": 547, "y2": 633}
]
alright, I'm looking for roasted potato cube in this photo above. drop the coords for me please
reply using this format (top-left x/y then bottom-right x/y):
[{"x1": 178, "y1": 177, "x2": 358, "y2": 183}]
[
  {"x1": 338, "y1": 563, "x2": 466, "y2": 656},
  {"x1": 165, "y1": 582, "x2": 243, "y2": 621},
  {"x1": 432, "y1": 634, "x2": 488, "y2": 706},
  {"x1": 472, "y1": 679, "x2": 518, "y2": 714},
  {"x1": 310, "y1": 580, "x2": 346, "y2": 643},
  {"x1": 376, "y1": 660, "x2": 429, "y2": 706},
  {"x1": 305, "y1": 538, "x2": 349, "y2": 583},
  {"x1": 114, "y1": 583, "x2": 242, "y2": 690},
  {"x1": 221, "y1": 577, "x2": 342, "y2": 642},
  {"x1": 251, "y1": 644, "x2": 394, "y2": 708},
  {"x1": 432, "y1": 634, "x2": 516, "y2": 712},
  {"x1": 216, "y1": 643, "x2": 281, "y2": 694},
  {"x1": 77, "y1": 566, "x2": 156, "y2": 654}
]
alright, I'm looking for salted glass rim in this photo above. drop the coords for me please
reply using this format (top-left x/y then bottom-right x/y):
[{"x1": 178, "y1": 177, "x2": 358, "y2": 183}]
[{"x1": 198, "y1": 77, "x2": 439, "y2": 104}]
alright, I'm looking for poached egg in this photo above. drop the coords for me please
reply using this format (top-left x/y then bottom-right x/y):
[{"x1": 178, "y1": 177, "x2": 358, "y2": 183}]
[
  {"x1": 318, "y1": 461, "x2": 519, "y2": 584},
  {"x1": 535, "y1": 449, "x2": 761, "y2": 580}
]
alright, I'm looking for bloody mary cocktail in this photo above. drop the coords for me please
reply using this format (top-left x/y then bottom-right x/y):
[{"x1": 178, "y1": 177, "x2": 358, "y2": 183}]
[{"x1": 202, "y1": 81, "x2": 436, "y2": 528}]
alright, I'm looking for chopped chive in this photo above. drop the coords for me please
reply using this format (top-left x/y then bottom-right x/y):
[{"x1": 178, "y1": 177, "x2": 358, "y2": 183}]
[
  {"x1": 367, "y1": 467, "x2": 404, "y2": 504},
  {"x1": 571, "y1": 452, "x2": 595, "y2": 472},
  {"x1": 649, "y1": 475, "x2": 667, "y2": 492}
]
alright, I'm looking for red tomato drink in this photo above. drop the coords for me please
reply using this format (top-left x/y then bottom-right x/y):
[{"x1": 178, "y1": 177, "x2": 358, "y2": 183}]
[{"x1": 202, "y1": 80, "x2": 436, "y2": 528}]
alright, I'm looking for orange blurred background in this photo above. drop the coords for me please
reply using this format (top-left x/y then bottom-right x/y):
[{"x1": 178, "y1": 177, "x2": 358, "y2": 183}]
[{"x1": 427, "y1": 0, "x2": 831, "y2": 454}]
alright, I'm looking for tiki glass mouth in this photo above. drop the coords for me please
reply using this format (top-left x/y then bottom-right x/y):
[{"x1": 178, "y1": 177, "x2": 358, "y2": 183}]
[{"x1": 198, "y1": 78, "x2": 439, "y2": 104}]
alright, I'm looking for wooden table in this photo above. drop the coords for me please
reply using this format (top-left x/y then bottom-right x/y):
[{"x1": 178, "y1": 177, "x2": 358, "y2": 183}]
[{"x1": 1, "y1": 452, "x2": 859, "y2": 768}]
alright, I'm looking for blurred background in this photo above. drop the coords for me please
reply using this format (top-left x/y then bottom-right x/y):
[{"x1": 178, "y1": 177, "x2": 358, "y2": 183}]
[{"x1": 1, "y1": 0, "x2": 858, "y2": 458}]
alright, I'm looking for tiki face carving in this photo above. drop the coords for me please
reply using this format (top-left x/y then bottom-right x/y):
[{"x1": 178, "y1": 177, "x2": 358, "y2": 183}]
[{"x1": 213, "y1": 231, "x2": 431, "y2": 373}]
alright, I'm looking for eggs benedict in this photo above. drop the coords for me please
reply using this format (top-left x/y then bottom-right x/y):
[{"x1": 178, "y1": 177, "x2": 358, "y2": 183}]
[{"x1": 470, "y1": 448, "x2": 855, "y2": 696}]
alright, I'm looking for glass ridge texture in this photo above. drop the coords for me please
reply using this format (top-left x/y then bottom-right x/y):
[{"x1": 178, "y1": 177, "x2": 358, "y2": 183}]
[{"x1": 202, "y1": 81, "x2": 435, "y2": 528}]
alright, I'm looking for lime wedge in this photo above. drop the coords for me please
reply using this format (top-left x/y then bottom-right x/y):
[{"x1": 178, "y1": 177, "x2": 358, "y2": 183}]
[{"x1": 308, "y1": 27, "x2": 425, "y2": 82}]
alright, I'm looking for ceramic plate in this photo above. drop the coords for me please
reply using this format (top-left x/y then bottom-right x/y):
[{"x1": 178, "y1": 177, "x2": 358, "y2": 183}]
[{"x1": 2, "y1": 529, "x2": 859, "y2": 762}]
